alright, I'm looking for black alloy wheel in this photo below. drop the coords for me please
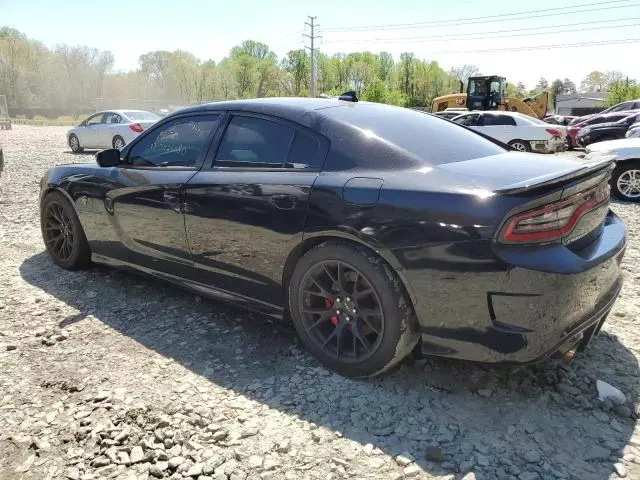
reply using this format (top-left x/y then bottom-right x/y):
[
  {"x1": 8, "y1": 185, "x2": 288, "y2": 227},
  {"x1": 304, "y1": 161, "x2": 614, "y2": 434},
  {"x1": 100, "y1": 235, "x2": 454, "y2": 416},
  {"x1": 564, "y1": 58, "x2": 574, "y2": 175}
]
[
  {"x1": 43, "y1": 200, "x2": 75, "y2": 262},
  {"x1": 289, "y1": 242, "x2": 419, "y2": 377},
  {"x1": 41, "y1": 192, "x2": 91, "y2": 269},
  {"x1": 298, "y1": 260, "x2": 385, "y2": 363}
]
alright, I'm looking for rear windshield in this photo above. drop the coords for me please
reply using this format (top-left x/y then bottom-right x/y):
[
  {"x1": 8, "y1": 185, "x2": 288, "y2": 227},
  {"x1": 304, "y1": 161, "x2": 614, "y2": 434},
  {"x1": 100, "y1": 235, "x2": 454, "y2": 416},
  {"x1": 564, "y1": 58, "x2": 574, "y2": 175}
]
[
  {"x1": 123, "y1": 111, "x2": 160, "y2": 121},
  {"x1": 324, "y1": 103, "x2": 505, "y2": 165}
]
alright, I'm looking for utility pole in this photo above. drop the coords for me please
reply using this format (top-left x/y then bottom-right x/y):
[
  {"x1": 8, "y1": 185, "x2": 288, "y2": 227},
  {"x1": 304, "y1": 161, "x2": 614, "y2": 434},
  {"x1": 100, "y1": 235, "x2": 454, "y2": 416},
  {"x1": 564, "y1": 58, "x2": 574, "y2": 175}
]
[{"x1": 304, "y1": 16, "x2": 321, "y2": 97}]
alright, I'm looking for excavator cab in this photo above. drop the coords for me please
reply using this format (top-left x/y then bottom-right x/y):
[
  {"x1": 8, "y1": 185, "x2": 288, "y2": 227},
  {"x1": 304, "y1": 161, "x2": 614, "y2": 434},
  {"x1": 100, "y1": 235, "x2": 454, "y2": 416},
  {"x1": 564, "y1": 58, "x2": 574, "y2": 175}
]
[{"x1": 466, "y1": 76, "x2": 505, "y2": 111}]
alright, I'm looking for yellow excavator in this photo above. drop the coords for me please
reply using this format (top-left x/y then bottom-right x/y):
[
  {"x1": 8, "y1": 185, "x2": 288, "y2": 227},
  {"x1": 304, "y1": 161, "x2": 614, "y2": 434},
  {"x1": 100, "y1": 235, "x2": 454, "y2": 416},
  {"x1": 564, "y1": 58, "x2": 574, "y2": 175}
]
[{"x1": 431, "y1": 75, "x2": 548, "y2": 119}]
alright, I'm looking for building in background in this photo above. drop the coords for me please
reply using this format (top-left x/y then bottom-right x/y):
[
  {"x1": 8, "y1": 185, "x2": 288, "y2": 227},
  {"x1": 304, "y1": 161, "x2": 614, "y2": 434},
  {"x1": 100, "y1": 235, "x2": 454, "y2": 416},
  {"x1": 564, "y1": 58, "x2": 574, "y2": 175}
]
[{"x1": 554, "y1": 92, "x2": 606, "y2": 116}]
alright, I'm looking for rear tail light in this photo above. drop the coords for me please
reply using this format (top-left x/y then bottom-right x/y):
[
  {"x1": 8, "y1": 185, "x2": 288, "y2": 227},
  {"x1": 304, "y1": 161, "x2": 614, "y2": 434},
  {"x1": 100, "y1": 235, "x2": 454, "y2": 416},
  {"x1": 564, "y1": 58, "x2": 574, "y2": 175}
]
[
  {"x1": 499, "y1": 183, "x2": 609, "y2": 244},
  {"x1": 546, "y1": 128, "x2": 562, "y2": 137},
  {"x1": 129, "y1": 123, "x2": 144, "y2": 133}
]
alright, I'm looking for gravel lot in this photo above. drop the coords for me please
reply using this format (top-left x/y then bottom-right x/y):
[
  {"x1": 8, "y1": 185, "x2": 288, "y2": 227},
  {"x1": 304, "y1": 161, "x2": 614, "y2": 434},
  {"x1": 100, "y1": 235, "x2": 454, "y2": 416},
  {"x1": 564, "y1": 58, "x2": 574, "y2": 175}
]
[{"x1": 1, "y1": 125, "x2": 640, "y2": 480}]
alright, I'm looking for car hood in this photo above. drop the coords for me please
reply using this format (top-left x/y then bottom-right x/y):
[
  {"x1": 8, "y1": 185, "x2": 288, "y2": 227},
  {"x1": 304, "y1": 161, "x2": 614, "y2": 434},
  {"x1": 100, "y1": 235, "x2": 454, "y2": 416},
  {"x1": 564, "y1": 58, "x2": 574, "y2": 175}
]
[
  {"x1": 584, "y1": 138, "x2": 640, "y2": 162},
  {"x1": 433, "y1": 151, "x2": 613, "y2": 194}
]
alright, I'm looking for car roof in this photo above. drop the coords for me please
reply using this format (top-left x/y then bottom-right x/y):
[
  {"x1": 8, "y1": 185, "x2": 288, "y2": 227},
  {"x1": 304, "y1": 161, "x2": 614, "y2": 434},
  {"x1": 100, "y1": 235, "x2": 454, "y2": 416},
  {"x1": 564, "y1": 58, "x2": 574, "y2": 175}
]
[{"x1": 172, "y1": 97, "x2": 422, "y2": 129}]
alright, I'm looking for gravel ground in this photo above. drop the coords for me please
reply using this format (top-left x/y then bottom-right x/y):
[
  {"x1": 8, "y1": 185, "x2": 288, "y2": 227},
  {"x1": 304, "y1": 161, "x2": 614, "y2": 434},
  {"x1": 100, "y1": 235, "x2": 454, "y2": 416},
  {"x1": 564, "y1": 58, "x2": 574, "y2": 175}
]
[{"x1": 1, "y1": 125, "x2": 640, "y2": 480}]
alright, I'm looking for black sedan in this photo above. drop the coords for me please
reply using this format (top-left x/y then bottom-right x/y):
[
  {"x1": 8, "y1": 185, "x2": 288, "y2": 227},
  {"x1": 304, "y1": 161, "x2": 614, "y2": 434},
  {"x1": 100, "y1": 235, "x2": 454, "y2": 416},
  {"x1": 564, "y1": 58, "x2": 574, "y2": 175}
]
[
  {"x1": 576, "y1": 112, "x2": 640, "y2": 147},
  {"x1": 39, "y1": 97, "x2": 626, "y2": 377}
]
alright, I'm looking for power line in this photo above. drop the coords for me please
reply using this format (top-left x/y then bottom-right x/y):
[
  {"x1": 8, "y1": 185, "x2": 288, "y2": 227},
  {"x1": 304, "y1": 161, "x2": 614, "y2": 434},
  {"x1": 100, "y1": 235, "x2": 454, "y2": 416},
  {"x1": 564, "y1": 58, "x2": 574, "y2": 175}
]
[
  {"x1": 303, "y1": 16, "x2": 321, "y2": 97},
  {"x1": 323, "y1": 0, "x2": 638, "y2": 32},
  {"x1": 424, "y1": 37, "x2": 640, "y2": 55},
  {"x1": 324, "y1": 19, "x2": 640, "y2": 44}
]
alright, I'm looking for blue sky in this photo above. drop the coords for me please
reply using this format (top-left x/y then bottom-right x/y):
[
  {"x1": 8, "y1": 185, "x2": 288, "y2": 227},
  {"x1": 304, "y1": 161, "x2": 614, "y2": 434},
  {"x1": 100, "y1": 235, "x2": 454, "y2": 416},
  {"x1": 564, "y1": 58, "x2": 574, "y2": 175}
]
[{"x1": 1, "y1": 0, "x2": 639, "y2": 88}]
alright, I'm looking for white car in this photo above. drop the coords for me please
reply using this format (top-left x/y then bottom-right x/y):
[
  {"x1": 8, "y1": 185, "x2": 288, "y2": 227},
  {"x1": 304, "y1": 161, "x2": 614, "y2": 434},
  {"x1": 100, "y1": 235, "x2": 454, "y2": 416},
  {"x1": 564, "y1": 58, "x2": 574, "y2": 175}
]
[
  {"x1": 451, "y1": 111, "x2": 567, "y2": 153},
  {"x1": 584, "y1": 137, "x2": 640, "y2": 202},
  {"x1": 67, "y1": 110, "x2": 160, "y2": 153},
  {"x1": 626, "y1": 122, "x2": 640, "y2": 138}
]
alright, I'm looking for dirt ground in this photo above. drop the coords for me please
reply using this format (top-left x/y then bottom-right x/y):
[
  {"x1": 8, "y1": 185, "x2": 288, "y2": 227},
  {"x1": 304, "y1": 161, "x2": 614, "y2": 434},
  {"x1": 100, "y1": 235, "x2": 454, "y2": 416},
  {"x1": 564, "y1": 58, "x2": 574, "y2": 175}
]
[{"x1": 1, "y1": 125, "x2": 639, "y2": 480}]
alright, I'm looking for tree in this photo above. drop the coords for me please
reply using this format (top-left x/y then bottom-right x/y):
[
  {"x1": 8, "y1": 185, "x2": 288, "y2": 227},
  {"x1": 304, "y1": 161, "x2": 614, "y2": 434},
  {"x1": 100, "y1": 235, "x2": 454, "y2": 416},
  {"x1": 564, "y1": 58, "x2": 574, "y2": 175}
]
[
  {"x1": 282, "y1": 49, "x2": 309, "y2": 96},
  {"x1": 536, "y1": 78, "x2": 549, "y2": 90},
  {"x1": 580, "y1": 71, "x2": 607, "y2": 92},
  {"x1": 562, "y1": 78, "x2": 577, "y2": 94},
  {"x1": 605, "y1": 78, "x2": 640, "y2": 106},
  {"x1": 451, "y1": 64, "x2": 480, "y2": 87}
]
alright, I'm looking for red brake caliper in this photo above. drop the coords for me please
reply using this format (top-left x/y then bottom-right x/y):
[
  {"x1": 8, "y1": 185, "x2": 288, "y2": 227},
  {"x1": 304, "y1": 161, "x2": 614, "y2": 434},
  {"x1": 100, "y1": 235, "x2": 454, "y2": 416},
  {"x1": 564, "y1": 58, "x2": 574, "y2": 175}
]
[{"x1": 324, "y1": 297, "x2": 338, "y2": 327}]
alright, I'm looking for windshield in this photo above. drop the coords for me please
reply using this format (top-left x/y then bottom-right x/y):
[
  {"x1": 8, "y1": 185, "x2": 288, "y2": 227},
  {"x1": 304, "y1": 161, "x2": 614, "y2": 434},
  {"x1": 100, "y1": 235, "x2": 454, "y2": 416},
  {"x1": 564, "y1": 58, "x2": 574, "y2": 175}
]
[
  {"x1": 123, "y1": 111, "x2": 160, "y2": 121},
  {"x1": 325, "y1": 103, "x2": 505, "y2": 165}
]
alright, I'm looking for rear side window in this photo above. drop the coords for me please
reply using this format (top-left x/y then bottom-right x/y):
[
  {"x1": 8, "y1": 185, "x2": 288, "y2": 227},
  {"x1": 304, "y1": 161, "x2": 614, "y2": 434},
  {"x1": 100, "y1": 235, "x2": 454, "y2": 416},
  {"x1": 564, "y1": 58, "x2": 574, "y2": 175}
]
[
  {"x1": 215, "y1": 116, "x2": 295, "y2": 168},
  {"x1": 454, "y1": 114, "x2": 480, "y2": 126},
  {"x1": 104, "y1": 113, "x2": 121, "y2": 124},
  {"x1": 287, "y1": 129, "x2": 326, "y2": 169},
  {"x1": 325, "y1": 104, "x2": 505, "y2": 165},
  {"x1": 483, "y1": 114, "x2": 516, "y2": 126}
]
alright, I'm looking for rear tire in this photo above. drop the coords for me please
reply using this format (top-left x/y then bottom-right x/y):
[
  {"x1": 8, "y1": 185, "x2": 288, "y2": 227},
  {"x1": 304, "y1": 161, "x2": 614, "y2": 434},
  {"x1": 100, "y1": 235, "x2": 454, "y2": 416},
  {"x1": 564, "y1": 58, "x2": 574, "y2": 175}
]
[
  {"x1": 69, "y1": 134, "x2": 83, "y2": 153},
  {"x1": 508, "y1": 139, "x2": 531, "y2": 152},
  {"x1": 112, "y1": 135, "x2": 125, "y2": 149},
  {"x1": 288, "y1": 241, "x2": 420, "y2": 377},
  {"x1": 41, "y1": 191, "x2": 91, "y2": 269},
  {"x1": 611, "y1": 161, "x2": 640, "y2": 202}
]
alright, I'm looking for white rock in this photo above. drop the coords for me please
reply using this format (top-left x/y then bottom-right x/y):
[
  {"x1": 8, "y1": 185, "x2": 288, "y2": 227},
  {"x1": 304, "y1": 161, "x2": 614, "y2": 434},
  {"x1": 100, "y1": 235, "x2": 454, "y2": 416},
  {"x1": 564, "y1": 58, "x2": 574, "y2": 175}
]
[
  {"x1": 395, "y1": 452, "x2": 415, "y2": 466},
  {"x1": 596, "y1": 380, "x2": 626, "y2": 406}
]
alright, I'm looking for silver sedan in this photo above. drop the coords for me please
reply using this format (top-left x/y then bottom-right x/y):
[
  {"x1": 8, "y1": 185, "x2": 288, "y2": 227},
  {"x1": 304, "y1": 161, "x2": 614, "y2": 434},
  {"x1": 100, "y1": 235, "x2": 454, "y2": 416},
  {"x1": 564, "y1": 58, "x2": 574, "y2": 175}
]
[{"x1": 67, "y1": 110, "x2": 160, "y2": 152}]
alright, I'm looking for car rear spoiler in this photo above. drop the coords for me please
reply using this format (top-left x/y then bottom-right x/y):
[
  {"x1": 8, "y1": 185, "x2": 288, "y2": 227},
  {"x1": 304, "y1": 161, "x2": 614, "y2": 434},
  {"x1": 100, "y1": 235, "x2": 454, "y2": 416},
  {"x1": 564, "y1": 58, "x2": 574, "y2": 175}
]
[{"x1": 494, "y1": 156, "x2": 616, "y2": 195}]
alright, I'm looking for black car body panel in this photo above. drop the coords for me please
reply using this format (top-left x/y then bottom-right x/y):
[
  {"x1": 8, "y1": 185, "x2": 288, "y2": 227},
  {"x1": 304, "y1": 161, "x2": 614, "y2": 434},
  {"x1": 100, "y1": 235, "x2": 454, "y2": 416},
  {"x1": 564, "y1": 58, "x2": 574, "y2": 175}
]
[
  {"x1": 577, "y1": 112, "x2": 640, "y2": 147},
  {"x1": 40, "y1": 98, "x2": 626, "y2": 365}
]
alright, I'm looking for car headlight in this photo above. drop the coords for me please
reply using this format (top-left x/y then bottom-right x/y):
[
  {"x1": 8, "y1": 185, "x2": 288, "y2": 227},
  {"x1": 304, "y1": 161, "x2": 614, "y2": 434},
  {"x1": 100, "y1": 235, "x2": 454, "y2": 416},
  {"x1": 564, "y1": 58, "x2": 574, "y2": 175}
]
[{"x1": 626, "y1": 129, "x2": 638, "y2": 138}]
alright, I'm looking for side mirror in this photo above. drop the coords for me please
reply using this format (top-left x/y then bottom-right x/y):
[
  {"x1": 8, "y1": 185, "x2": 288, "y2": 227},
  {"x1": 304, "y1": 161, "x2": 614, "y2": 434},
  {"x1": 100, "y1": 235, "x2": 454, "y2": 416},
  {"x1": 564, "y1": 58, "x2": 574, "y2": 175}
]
[{"x1": 96, "y1": 148, "x2": 121, "y2": 167}]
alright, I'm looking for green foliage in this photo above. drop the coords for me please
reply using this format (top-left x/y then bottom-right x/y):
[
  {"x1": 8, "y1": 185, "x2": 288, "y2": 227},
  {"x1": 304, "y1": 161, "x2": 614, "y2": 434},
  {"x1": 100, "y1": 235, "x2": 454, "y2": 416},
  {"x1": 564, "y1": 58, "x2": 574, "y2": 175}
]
[
  {"x1": 580, "y1": 71, "x2": 608, "y2": 92},
  {"x1": 4, "y1": 25, "x2": 636, "y2": 114},
  {"x1": 605, "y1": 80, "x2": 640, "y2": 106}
]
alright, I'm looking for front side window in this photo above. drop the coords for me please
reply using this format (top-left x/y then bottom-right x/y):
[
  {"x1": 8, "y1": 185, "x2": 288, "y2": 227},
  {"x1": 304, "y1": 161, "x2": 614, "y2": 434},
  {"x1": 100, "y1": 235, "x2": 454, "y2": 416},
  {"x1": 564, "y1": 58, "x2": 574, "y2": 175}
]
[
  {"x1": 86, "y1": 113, "x2": 104, "y2": 126},
  {"x1": 215, "y1": 116, "x2": 294, "y2": 168},
  {"x1": 127, "y1": 115, "x2": 219, "y2": 167}
]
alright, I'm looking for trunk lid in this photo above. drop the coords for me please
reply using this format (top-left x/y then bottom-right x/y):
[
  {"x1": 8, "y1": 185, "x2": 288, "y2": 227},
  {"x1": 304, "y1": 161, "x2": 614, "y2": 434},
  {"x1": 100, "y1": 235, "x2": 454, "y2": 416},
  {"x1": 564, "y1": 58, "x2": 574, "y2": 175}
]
[{"x1": 435, "y1": 152, "x2": 614, "y2": 195}]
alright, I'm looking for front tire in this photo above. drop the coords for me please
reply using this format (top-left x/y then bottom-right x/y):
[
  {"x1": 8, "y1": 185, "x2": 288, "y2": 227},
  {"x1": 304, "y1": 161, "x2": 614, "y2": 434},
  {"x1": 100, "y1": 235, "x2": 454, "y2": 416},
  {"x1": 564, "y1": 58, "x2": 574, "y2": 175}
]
[
  {"x1": 112, "y1": 135, "x2": 125, "y2": 149},
  {"x1": 288, "y1": 242, "x2": 419, "y2": 377},
  {"x1": 41, "y1": 191, "x2": 91, "y2": 269},
  {"x1": 69, "y1": 134, "x2": 83, "y2": 153},
  {"x1": 508, "y1": 139, "x2": 531, "y2": 152},
  {"x1": 611, "y1": 162, "x2": 640, "y2": 202}
]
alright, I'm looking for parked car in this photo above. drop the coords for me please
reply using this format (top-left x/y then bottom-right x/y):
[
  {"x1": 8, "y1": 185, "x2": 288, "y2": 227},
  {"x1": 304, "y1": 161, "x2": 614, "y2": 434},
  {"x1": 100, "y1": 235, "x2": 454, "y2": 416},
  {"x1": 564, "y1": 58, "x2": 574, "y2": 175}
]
[
  {"x1": 451, "y1": 111, "x2": 566, "y2": 153},
  {"x1": 576, "y1": 112, "x2": 640, "y2": 147},
  {"x1": 585, "y1": 138, "x2": 640, "y2": 202},
  {"x1": 39, "y1": 97, "x2": 625, "y2": 377},
  {"x1": 626, "y1": 121, "x2": 640, "y2": 138},
  {"x1": 67, "y1": 110, "x2": 160, "y2": 153},
  {"x1": 569, "y1": 98, "x2": 640, "y2": 125},
  {"x1": 566, "y1": 112, "x2": 636, "y2": 149}
]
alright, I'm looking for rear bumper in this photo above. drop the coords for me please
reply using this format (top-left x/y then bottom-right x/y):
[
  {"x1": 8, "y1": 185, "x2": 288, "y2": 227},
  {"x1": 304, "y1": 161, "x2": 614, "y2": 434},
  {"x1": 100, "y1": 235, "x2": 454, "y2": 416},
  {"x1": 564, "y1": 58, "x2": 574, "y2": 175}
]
[
  {"x1": 531, "y1": 137, "x2": 565, "y2": 153},
  {"x1": 395, "y1": 211, "x2": 626, "y2": 363}
]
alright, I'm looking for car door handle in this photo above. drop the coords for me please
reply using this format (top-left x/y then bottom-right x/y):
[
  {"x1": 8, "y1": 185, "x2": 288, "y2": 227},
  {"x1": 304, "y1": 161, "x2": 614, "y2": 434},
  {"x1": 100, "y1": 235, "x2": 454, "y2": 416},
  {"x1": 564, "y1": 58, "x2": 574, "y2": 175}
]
[{"x1": 163, "y1": 191, "x2": 179, "y2": 203}]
